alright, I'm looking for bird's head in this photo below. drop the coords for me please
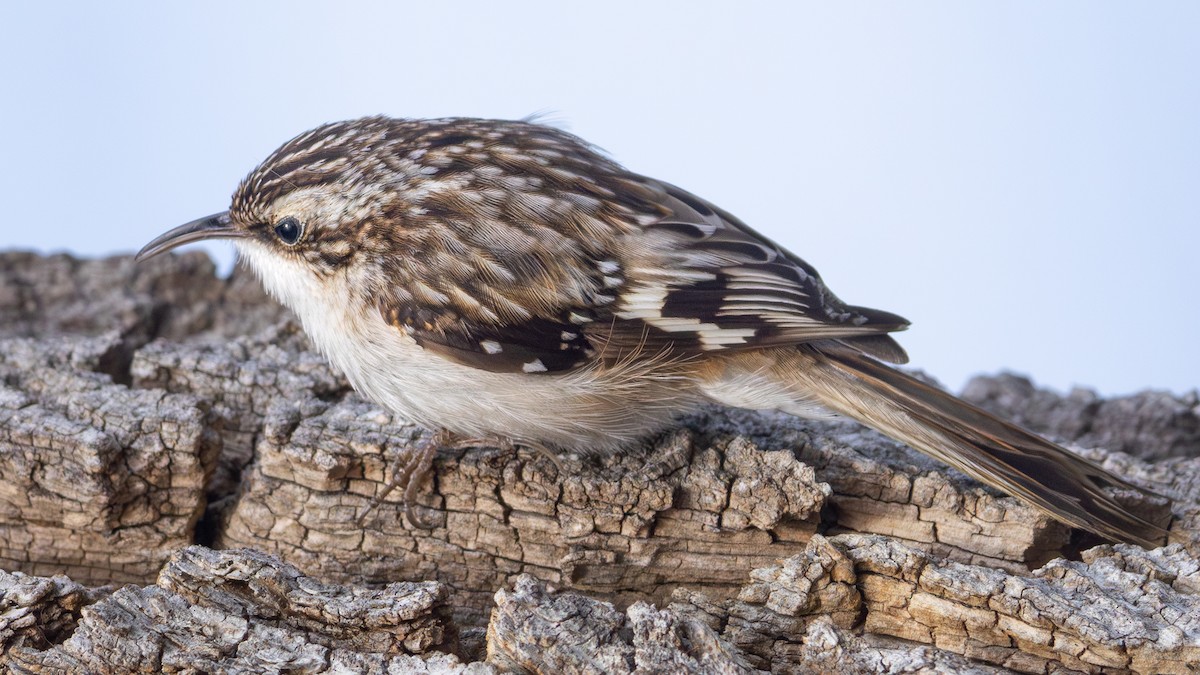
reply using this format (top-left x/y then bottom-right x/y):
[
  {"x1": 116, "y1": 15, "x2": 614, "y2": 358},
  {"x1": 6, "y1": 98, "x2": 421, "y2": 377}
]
[{"x1": 136, "y1": 117, "x2": 425, "y2": 290}]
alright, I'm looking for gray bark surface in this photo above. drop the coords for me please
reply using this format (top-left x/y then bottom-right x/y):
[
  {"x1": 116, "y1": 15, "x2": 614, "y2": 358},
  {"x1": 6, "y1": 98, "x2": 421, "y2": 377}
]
[{"x1": 0, "y1": 250, "x2": 1197, "y2": 673}]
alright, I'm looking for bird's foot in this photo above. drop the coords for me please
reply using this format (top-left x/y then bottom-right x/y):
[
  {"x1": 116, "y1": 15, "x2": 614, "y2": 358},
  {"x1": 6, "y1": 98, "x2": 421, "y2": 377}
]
[
  {"x1": 358, "y1": 429, "x2": 448, "y2": 530},
  {"x1": 357, "y1": 431, "x2": 563, "y2": 530}
]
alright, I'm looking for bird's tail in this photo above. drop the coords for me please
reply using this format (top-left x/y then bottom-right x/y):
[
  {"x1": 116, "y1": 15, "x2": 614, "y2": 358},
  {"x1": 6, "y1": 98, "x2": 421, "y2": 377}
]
[{"x1": 770, "y1": 344, "x2": 1170, "y2": 548}]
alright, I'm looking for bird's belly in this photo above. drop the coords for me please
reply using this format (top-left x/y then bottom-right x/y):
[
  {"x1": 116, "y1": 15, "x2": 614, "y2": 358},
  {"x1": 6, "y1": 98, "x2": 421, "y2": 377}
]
[{"x1": 309, "y1": 307, "x2": 698, "y2": 452}]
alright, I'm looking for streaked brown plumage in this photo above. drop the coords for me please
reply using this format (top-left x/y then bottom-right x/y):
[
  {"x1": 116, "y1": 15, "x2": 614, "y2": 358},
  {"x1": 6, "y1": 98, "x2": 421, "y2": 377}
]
[{"x1": 138, "y1": 116, "x2": 1170, "y2": 547}]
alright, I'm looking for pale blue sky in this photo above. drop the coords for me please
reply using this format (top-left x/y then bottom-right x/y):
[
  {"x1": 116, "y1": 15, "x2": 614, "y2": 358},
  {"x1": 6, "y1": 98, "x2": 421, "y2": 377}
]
[{"x1": 2, "y1": 2, "x2": 1196, "y2": 396}]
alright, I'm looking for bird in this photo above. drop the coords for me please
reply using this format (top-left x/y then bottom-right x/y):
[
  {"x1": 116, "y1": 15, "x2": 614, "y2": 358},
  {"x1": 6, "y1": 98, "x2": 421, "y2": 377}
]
[{"x1": 137, "y1": 115, "x2": 1168, "y2": 547}]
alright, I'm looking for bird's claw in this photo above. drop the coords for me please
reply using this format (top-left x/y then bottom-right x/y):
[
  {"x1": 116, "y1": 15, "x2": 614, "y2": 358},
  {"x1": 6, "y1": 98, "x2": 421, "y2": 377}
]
[
  {"x1": 357, "y1": 430, "x2": 445, "y2": 530},
  {"x1": 357, "y1": 431, "x2": 564, "y2": 530}
]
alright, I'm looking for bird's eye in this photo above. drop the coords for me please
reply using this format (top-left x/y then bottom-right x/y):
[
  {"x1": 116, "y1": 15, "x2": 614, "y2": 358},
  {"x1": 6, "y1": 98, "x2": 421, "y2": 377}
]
[{"x1": 274, "y1": 217, "x2": 303, "y2": 245}]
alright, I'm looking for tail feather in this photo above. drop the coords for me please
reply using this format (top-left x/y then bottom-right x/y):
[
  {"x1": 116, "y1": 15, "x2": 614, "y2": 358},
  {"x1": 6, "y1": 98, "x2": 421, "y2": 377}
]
[{"x1": 797, "y1": 343, "x2": 1169, "y2": 548}]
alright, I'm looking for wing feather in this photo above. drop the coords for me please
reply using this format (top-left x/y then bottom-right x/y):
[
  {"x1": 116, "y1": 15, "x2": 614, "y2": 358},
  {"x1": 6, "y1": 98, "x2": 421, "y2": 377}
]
[{"x1": 601, "y1": 178, "x2": 909, "y2": 359}]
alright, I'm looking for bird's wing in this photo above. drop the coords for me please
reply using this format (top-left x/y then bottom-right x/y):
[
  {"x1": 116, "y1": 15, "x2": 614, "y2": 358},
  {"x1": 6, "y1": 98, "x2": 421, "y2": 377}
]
[
  {"x1": 599, "y1": 178, "x2": 911, "y2": 363},
  {"x1": 377, "y1": 140, "x2": 909, "y2": 373}
]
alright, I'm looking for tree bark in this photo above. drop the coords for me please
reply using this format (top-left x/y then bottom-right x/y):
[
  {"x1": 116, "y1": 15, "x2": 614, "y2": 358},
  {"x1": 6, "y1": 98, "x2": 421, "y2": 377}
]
[{"x1": 1, "y1": 251, "x2": 1197, "y2": 673}]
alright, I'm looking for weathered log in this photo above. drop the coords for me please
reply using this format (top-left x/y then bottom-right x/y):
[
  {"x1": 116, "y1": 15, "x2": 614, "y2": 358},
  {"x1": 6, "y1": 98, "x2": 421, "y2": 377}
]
[
  {"x1": 0, "y1": 335, "x2": 219, "y2": 584},
  {"x1": 0, "y1": 250, "x2": 1197, "y2": 673},
  {"x1": 673, "y1": 534, "x2": 1200, "y2": 674},
  {"x1": 8, "y1": 537, "x2": 1195, "y2": 673},
  {"x1": 2, "y1": 546, "x2": 465, "y2": 673}
]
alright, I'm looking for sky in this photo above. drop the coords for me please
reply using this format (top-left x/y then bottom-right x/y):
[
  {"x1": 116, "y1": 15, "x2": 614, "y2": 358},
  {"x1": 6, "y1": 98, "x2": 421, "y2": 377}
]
[{"x1": 1, "y1": 2, "x2": 1196, "y2": 396}]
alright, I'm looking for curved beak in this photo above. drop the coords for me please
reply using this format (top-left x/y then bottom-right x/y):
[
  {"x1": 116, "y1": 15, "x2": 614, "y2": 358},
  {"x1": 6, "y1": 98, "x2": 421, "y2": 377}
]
[{"x1": 135, "y1": 211, "x2": 245, "y2": 262}]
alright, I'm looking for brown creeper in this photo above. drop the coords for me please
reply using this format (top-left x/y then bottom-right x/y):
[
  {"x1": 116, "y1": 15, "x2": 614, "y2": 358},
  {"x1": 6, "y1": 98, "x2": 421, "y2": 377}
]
[{"x1": 138, "y1": 116, "x2": 1168, "y2": 547}]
